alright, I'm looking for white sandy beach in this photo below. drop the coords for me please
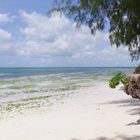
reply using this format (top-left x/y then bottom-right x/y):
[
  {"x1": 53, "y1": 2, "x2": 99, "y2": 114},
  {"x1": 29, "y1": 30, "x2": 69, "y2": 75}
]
[{"x1": 0, "y1": 83, "x2": 140, "y2": 140}]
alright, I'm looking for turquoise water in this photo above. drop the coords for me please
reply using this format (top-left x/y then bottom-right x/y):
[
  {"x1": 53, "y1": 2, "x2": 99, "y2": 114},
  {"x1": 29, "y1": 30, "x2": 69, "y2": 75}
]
[
  {"x1": 0, "y1": 67, "x2": 134, "y2": 116},
  {"x1": 0, "y1": 67, "x2": 134, "y2": 78}
]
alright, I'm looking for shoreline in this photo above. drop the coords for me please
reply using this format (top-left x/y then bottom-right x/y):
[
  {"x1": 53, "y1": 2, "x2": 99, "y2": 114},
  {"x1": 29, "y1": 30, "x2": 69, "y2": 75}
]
[{"x1": 0, "y1": 83, "x2": 140, "y2": 140}]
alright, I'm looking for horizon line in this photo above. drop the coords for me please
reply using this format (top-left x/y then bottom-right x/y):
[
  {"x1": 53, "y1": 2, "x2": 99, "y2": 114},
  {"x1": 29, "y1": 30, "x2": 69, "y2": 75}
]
[{"x1": 0, "y1": 66, "x2": 136, "y2": 68}]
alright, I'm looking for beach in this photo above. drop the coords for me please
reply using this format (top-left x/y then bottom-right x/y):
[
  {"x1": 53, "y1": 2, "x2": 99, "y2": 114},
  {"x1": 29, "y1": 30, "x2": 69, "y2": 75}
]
[
  {"x1": 0, "y1": 0, "x2": 139, "y2": 139},
  {"x1": 0, "y1": 67, "x2": 139, "y2": 140},
  {"x1": 0, "y1": 82, "x2": 140, "y2": 140}
]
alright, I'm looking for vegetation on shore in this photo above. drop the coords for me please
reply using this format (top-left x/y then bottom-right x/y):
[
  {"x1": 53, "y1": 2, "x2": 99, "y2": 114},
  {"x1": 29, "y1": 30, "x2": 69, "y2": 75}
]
[
  {"x1": 109, "y1": 73, "x2": 126, "y2": 89},
  {"x1": 109, "y1": 65, "x2": 140, "y2": 99},
  {"x1": 134, "y1": 65, "x2": 140, "y2": 74}
]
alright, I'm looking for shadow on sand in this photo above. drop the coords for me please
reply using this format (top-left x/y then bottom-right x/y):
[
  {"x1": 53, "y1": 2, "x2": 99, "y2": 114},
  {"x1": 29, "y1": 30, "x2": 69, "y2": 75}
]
[
  {"x1": 70, "y1": 134, "x2": 140, "y2": 140},
  {"x1": 70, "y1": 98, "x2": 140, "y2": 140},
  {"x1": 104, "y1": 98, "x2": 140, "y2": 126}
]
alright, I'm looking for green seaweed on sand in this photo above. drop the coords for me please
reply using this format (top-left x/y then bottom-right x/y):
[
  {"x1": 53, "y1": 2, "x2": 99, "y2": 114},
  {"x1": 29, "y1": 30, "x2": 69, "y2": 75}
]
[
  {"x1": 11, "y1": 85, "x2": 33, "y2": 90},
  {"x1": 0, "y1": 94, "x2": 57, "y2": 113},
  {"x1": 0, "y1": 77, "x2": 36, "y2": 86},
  {"x1": 0, "y1": 92, "x2": 67, "y2": 115},
  {"x1": 0, "y1": 79, "x2": 23, "y2": 85},
  {"x1": 0, "y1": 97, "x2": 44, "y2": 113},
  {"x1": 0, "y1": 88, "x2": 5, "y2": 91},
  {"x1": 0, "y1": 100, "x2": 42, "y2": 112},
  {"x1": 2, "y1": 103, "x2": 22, "y2": 112},
  {"x1": 53, "y1": 83, "x2": 78, "y2": 91},
  {"x1": 48, "y1": 77, "x2": 63, "y2": 81},
  {"x1": 22, "y1": 95, "x2": 50, "y2": 102},
  {"x1": 89, "y1": 76, "x2": 99, "y2": 80},
  {"x1": 23, "y1": 85, "x2": 33, "y2": 89},
  {"x1": 59, "y1": 85, "x2": 77, "y2": 91}
]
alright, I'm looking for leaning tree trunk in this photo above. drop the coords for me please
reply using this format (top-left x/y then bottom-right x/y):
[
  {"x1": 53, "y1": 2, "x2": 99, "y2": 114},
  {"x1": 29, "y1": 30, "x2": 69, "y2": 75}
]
[{"x1": 124, "y1": 74, "x2": 140, "y2": 99}]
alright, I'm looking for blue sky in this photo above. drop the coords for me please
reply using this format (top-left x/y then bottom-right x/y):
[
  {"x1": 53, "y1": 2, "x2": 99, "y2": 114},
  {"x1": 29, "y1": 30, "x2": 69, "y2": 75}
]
[{"x1": 0, "y1": 0, "x2": 139, "y2": 67}]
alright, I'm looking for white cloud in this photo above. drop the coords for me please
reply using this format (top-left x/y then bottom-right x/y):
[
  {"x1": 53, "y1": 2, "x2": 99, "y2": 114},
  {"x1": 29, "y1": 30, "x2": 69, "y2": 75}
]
[
  {"x1": 15, "y1": 11, "x2": 133, "y2": 66},
  {"x1": 0, "y1": 11, "x2": 134, "y2": 67},
  {"x1": 18, "y1": 11, "x2": 107, "y2": 58},
  {"x1": 0, "y1": 29, "x2": 13, "y2": 52},
  {"x1": 0, "y1": 29, "x2": 12, "y2": 40},
  {"x1": 0, "y1": 13, "x2": 14, "y2": 54},
  {"x1": 0, "y1": 13, "x2": 14, "y2": 23}
]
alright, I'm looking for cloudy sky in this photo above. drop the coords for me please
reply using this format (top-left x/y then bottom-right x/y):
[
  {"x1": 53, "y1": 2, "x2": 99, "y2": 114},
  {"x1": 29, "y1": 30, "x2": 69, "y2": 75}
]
[{"x1": 0, "y1": 0, "x2": 139, "y2": 67}]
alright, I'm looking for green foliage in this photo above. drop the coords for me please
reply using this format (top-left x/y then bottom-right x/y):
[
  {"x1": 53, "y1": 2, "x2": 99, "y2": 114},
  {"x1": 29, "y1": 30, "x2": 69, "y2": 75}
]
[
  {"x1": 109, "y1": 73, "x2": 126, "y2": 89},
  {"x1": 134, "y1": 65, "x2": 140, "y2": 74},
  {"x1": 52, "y1": 0, "x2": 140, "y2": 60}
]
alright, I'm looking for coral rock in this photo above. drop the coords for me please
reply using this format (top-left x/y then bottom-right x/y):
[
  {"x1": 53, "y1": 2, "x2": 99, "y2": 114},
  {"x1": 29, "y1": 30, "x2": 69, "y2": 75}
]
[{"x1": 124, "y1": 74, "x2": 140, "y2": 99}]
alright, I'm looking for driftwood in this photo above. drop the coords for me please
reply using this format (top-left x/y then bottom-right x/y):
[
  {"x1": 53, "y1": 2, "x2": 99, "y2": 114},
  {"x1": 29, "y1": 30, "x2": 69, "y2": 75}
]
[{"x1": 124, "y1": 74, "x2": 140, "y2": 99}]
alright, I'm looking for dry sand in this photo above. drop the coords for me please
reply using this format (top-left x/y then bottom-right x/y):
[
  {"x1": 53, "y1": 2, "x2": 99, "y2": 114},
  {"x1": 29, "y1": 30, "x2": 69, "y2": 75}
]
[{"x1": 0, "y1": 83, "x2": 140, "y2": 140}]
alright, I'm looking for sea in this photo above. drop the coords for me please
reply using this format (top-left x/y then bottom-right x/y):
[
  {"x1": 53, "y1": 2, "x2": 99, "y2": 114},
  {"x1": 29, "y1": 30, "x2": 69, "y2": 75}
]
[{"x1": 0, "y1": 67, "x2": 134, "y2": 117}]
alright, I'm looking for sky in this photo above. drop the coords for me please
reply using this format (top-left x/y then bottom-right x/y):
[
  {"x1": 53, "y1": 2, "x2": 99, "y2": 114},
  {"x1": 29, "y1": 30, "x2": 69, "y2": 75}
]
[{"x1": 0, "y1": 0, "x2": 139, "y2": 67}]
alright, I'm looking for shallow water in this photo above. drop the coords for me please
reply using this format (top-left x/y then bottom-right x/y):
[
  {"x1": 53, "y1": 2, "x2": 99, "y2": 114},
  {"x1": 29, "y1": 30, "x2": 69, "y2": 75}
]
[{"x1": 0, "y1": 67, "x2": 134, "y2": 117}]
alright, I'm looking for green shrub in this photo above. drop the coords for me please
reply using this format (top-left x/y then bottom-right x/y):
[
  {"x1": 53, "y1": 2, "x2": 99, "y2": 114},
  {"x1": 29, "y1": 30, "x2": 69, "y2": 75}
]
[
  {"x1": 109, "y1": 73, "x2": 126, "y2": 89},
  {"x1": 134, "y1": 65, "x2": 140, "y2": 74}
]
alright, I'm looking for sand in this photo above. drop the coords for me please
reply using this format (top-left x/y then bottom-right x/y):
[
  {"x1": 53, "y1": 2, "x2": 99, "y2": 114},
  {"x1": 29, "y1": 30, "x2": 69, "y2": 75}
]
[{"x1": 0, "y1": 83, "x2": 140, "y2": 140}]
